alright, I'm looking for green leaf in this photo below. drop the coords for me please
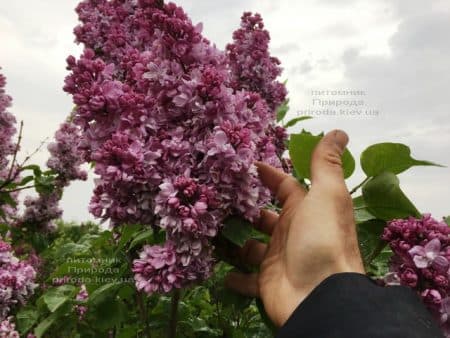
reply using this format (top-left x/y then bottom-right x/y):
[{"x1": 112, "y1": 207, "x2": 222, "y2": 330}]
[
  {"x1": 35, "y1": 174, "x2": 55, "y2": 195},
  {"x1": 34, "y1": 311, "x2": 59, "y2": 338},
  {"x1": 88, "y1": 282, "x2": 122, "y2": 306},
  {"x1": 284, "y1": 116, "x2": 313, "y2": 128},
  {"x1": 0, "y1": 192, "x2": 17, "y2": 207},
  {"x1": 20, "y1": 175, "x2": 34, "y2": 186},
  {"x1": 90, "y1": 297, "x2": 126, "y2": 330},
  {"x1": 357, "y1": 219, "x2": 387, "y2": 266},
  {"x1": 128, "y1": 230, "x2": 153, "y2": 251},
  {"x1": 367, "y1": 248, "x2": 393, "y2": 277},
  {"x1": 353, "y1": 196, "x2": 376, "y2": 223},
  {"x1": 276, "y1": 99, "x2": 289, "y2": 122},
  {"x1": 56, "y1": 243, "x2": 91, "y2": 257},
  {"x1": 33, "y1": 301, "x2": 73, "y2": 338},
  {"x1": 362, "y1": 172, "x2": 421, "y2": 220},
  {"x1": 43, "y1": 285, "x2": 76, "y2": 312},
  {"x1": 117, "y1": 224, "x2": 141, "y2": 249},
  {"x1": 289, "y1": 130, "x2": 355, "y2": 179},
  {"x1": 22, "y1": 164, "x2": 42, "y2": 177},
  {"x1": 50, "y1": 261, "x2": 92, "y2": 280},
  {"x1": 361, "y1": 143, "x2": 443, "y2": 177},
  {"x1": 16, "y1": 308, "x2": 39, "y2": 334},
  {"x1": 116, "y1": 325, "x2": 138, "y2": 338},
  {"x1": 445, "y1": 216, "x2": 450, "y2": 226},
  {"x1": 222, "y1": 216, "x2": 254, "y2": 247}
]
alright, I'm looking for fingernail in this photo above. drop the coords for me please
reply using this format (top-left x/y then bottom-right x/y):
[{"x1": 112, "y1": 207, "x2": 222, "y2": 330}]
[{"x1": 334, "y1": 130, "x2": 349, "y2": 153}]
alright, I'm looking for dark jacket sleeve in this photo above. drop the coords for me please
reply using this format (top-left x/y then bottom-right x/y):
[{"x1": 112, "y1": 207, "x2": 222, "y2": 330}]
[{"x1": 276, "y1": 273, "x2": 444, "y2": 338}]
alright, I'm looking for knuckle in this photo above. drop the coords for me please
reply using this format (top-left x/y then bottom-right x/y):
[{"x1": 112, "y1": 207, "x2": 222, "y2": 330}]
[
  {"x1": 313, "y1": 140, "x2": 343, "y2": 168},
  {"x1": 276, "y1": 176, "x2": 302, "y2": 200},
  {"x1": 324, "y1": 151, "x2": 343, "y2": 168}
]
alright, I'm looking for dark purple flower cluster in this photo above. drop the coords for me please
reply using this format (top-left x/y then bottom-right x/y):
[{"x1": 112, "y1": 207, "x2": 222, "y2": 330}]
[
  {"x1": 63, "y1": 0, "x2": 287, "y2": 293},
  {"x1": 226, "y1": 12, "x2": 287, "y2": 112},
  {"x1": 382, "y1": 214, "x2": 450, "y2": 336}
]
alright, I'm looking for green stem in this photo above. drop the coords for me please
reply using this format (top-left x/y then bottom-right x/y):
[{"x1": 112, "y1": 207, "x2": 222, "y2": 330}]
[
  {"x1": 367, "y1": 241, "x2": 388, "y2": 267},
  {"x1": 137, "y1": 292, "x2": 151, "y2": 338},
  {"x1": 168, "y1": 289, "x2": 181, "y2": 338},
  {"x1": 350, "y1": 177, "x2": 371, "y2": 195}
]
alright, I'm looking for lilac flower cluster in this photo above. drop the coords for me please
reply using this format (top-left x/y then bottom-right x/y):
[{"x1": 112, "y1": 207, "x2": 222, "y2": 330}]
[
  {"x1": 74, "y1": 284, "x2": 89, "y2": 320},
  {"x1": 64, "y1": 0, "x2": 287, "y2": 293},
  {"x1": 0, "y1": 317, "x2": 19, "y2": 338},
  {"x1": 47, "y1": 121, "x2": 88, "y2": 184},
  {"x1": 0, "y1": 70, "x2": 16, "y2": 172},
  {"x1": 21, "y1": 120, "x2": 88, "y2": 232},
  {"x1": 0, "y1": 238, "x2": 37, "y2": 321},
  {"x1": 226, "y1": 12, "x2": 287, "y2": 112},
  {"x1": 0, "y1": 69, "x2": 19, "y2": 221},
  {"x1": 21, "y1": 192, "x2": 63, "y2": 232},
  {"x1": 382, "y1": 214, "x2": 450, "y2": 336}
]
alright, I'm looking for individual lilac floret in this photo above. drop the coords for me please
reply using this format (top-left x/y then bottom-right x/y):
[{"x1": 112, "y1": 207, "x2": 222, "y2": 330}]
[
  {"x1": 409, "y1": 238, "x2": 449, "y2": 271},
  {"x1": 382, "y1": 214, "x2": 450, "y2": 336}
]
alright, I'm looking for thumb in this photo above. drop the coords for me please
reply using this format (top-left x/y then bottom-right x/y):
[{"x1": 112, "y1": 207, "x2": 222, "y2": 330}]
[{"x1": 310, "y1": 130, "x2": 349, "y2": 192}]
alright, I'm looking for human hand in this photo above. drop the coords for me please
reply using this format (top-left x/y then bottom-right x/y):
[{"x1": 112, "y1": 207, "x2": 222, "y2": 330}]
[{"x1": 225, "y1": 130, "x2": 365, "y2": 327}]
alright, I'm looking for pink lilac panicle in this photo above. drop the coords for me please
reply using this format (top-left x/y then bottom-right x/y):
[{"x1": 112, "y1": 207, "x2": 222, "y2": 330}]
[
  {"x1": 0, "y1": 69, "x2": 20, "y2": 222},
  {"x1": 0, "y1": 237, "x2": 37, "y2": 321},
  {"x1": 65, "y1": 0, "x2": 287, "y2": 294},
  {"x1": 20, "y1": 118, "x2": 88, "y2": 232},
  {"x1": 382, "y1": 214, "x2": 450, "y2": 337},
  {"x1": 0, "y1": 69, "x2": 16, "y2": 171},
  {"x1": 226, "y1": 12, "x2": 287, "y2": 112},
  {"x1": 0, "y1": 317, "x2": 19, "y2": 338}
]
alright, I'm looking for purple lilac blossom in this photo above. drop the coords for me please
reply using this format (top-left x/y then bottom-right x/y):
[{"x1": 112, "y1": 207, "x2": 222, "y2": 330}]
[
  {"x1": 0, "y1": 317, "x2": 19, "y2": 338},
  {"x1": 0, "y1": 238, "x2": 37, "y2": 321},
  {"x1": 20, "y1": 119, "x2": 88, "y2": 232},
  {"x1": 64, "y1": 0, "x2": 287, "y2": 294},
  {"x1": 74, "y1": 284, "x2": 89, "y2": 320},
  {"x1": 0, "y1": 69, "x2": 19, "y2": 222},
  {"x1": 226, "y1": 12, "x2": 287, "y2": 112},
  {"x1": 382, "y1": 214, "x2": 450, "y2": 337}
]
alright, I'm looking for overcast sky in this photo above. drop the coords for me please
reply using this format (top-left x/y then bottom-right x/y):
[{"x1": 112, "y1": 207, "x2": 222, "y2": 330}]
[{"x1": 0, "y1": 0, "x2": 449, "y2": 222}]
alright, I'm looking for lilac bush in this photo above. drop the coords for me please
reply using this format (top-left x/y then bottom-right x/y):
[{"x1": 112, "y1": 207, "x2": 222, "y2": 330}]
[
  {"x1": 382, "y1": 214, "x2": 450, "y2": 336},
  {"x1": 63, "y1": 0, "x2": 287, "y2": 293}
]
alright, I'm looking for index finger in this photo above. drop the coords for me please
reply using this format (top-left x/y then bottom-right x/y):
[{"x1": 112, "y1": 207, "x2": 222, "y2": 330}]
[{"x1": 255, "y1": 162, "x2": 306, "y2": 206}]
